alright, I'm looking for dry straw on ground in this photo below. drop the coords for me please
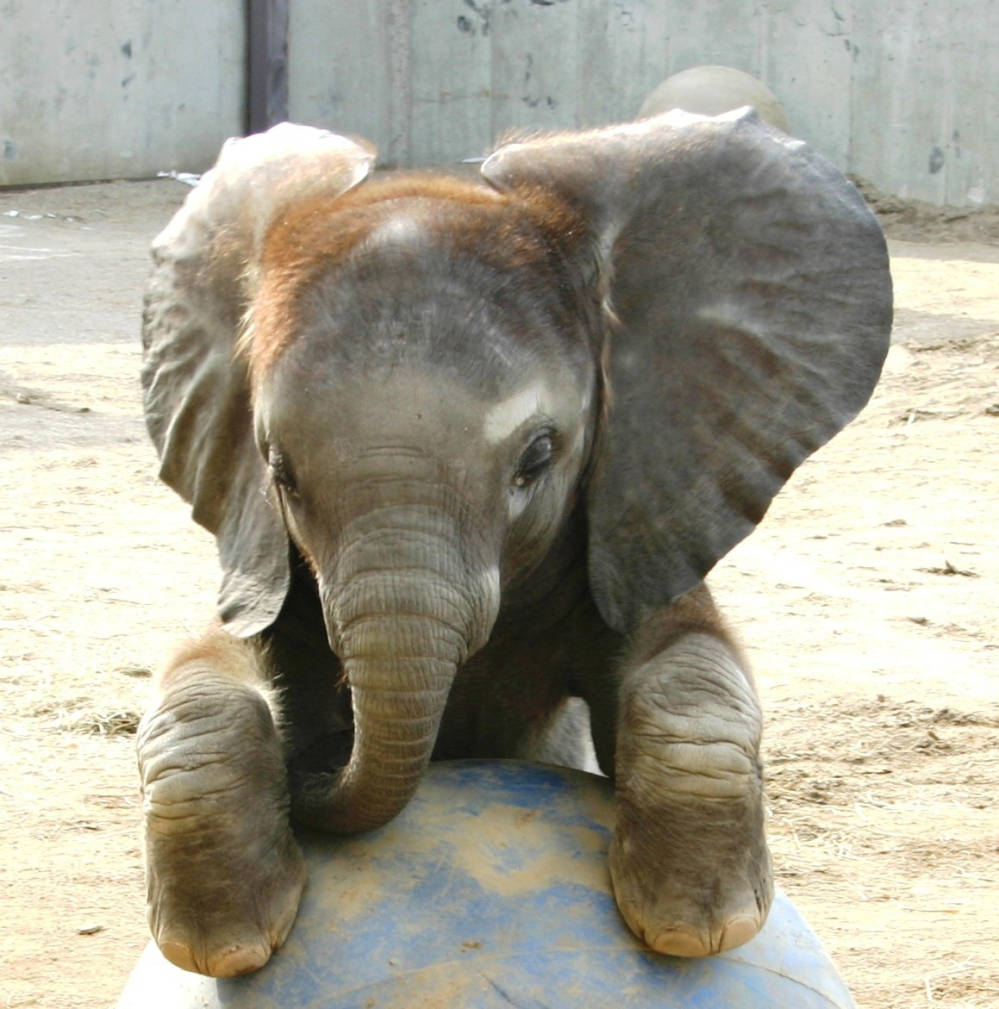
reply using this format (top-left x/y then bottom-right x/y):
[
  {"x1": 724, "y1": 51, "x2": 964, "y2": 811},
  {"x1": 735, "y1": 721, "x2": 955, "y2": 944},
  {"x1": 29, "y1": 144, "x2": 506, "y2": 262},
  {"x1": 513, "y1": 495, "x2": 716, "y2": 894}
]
[{"x1": 0, "y1": 180, "x2": 997, "y2": 1008}]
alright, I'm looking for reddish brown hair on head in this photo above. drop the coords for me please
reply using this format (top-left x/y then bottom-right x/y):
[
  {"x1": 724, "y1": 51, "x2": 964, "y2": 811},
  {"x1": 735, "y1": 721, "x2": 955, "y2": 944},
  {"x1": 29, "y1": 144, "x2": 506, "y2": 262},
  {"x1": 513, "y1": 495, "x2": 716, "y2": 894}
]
[{"x1": 244, "y1": 172, "x2": 586, "y2": 388}]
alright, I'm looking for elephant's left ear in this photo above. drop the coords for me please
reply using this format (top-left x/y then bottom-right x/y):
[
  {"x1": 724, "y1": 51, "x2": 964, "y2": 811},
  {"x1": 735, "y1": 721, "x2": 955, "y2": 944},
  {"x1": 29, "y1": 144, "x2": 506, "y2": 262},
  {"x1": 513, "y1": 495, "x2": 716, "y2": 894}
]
[{"x1": 483, "y1": 109, "x2": 892, "y2": 633}]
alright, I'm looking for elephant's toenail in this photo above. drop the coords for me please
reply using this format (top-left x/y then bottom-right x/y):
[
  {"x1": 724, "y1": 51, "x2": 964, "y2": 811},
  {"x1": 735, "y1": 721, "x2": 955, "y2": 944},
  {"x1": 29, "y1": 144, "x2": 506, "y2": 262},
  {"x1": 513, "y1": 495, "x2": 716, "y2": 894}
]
[
  {"x1": 209, "y1": 943, "x2": 272, "y2": 977},
  {"x1": 718, "y1": 914, "x2": 760, "y2": 952},
  {"x1": 649, "y1": 926, "x2": 711, "y2": 958}
]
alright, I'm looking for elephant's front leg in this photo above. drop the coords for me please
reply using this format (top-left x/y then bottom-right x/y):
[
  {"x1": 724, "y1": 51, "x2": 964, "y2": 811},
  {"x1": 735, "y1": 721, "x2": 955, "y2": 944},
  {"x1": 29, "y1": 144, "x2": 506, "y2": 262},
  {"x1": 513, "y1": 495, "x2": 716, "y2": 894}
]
[
  {"x1": 608, "y1": 586, "x2": 773, "y2": 957},
  {"x1": 136, "y1": 631, "x2": 306, "y2": 977}
]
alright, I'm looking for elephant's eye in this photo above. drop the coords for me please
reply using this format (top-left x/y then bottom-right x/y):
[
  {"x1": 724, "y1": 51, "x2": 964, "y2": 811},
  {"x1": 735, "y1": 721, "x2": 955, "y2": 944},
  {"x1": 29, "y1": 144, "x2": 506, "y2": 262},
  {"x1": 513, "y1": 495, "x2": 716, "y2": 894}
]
[
  {"x1": 513, "y1": 432, "x2": 555, "y2": 488},
  {"x1": 268, "y1": 448, "x2": 299, "y2": 497}
]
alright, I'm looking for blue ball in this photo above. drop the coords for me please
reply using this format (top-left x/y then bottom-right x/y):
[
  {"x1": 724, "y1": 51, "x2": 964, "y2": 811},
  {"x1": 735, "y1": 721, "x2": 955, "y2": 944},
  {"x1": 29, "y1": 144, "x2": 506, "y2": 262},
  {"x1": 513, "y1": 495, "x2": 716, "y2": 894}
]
[{"x1": 118, "y1": 761, "x2": 853, "y2": 1008}]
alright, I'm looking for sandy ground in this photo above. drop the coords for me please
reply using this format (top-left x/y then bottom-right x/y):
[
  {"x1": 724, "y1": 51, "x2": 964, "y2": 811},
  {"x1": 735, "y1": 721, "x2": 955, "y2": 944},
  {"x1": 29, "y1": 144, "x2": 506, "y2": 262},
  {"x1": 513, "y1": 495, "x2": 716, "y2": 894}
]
[{"x1": 0, "y1": 179, "x2": 997, "y2": 1009}]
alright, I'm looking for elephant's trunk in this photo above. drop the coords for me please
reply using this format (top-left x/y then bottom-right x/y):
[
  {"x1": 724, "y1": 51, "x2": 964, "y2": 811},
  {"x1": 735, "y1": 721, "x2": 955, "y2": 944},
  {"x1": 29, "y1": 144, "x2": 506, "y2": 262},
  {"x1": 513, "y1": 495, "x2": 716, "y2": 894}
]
[{"x1": 292, "y1": 505, "x2": 498, "y2": 833}]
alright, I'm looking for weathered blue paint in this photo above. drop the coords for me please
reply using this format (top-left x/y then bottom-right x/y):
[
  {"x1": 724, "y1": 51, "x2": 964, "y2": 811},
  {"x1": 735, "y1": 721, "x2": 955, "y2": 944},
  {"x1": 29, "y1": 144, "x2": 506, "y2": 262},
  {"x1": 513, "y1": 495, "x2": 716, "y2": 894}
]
[{"x1": 117, "y1": 761, "x2": 855, "y2": 1009}]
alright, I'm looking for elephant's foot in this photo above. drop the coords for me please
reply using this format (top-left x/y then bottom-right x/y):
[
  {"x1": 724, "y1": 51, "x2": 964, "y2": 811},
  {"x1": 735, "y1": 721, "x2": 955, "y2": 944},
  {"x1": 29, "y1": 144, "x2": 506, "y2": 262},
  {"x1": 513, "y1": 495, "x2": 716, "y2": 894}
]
[
  {"x1": 610, "y1": 631, "x2": 773, "y2": 957},
  {"x1": 609, "y1": 777, "x2": 772, "y2": 956},
  {"x1": 137, "y1": 678, "x2": 306, "y2": 977}
]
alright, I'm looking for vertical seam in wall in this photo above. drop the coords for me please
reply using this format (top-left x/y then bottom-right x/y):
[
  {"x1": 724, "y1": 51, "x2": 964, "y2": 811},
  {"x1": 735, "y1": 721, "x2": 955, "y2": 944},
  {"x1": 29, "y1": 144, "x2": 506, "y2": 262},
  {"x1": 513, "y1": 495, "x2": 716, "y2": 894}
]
[
  {"x1": 846, "y1": 0, "x2": 855, "y2": 176},
  {"x1": 571, "y1": 0, "x2": 580, "y2": 128},
  {"x1": 943, "y1": 15, "x2": 955, "y2": 206},
  {"x1": 387, "y1": 0, "x2": 413, "y2": 167},
  {"x1": 664, "y1": 6, "x2": 672, "y2": 79},
  {"x1": 766, "y1": 0, "x2": 774, "y2": 84},
  {"x1": 488, "y1": 2, "x2": 496, "y2": 145}
]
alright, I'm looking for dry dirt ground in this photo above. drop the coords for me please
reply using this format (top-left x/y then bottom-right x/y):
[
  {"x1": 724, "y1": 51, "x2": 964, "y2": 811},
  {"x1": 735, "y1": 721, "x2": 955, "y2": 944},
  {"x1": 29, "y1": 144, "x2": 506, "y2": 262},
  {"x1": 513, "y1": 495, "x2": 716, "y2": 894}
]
[{"x1": 0, "y1": 179, "x2": 997, "y2": 1009}]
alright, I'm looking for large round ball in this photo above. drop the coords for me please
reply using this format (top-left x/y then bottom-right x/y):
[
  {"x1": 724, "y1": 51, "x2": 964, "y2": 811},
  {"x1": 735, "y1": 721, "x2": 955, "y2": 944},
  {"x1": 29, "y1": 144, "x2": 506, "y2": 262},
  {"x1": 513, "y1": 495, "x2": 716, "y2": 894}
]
[
  {"x1": 639, "y1": 65, "x2": 791, "y2": 132},
  {"x1": 118, "y1": 761, "x2": 851, "y2": 1009}
]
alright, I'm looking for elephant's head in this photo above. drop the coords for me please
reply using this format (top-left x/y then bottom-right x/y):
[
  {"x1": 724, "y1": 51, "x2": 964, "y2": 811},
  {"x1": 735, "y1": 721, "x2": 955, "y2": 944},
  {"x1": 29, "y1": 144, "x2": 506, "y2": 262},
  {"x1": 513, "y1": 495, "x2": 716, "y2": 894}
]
[{"x1": 142, "y1": 113, "x2": 892, "y2": 832}]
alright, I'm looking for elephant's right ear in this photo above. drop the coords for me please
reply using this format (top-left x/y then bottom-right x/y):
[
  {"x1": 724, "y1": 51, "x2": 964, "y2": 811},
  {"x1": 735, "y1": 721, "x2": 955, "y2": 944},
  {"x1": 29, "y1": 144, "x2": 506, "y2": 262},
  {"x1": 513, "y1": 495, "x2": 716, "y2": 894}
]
[{"x1": 141, "y1": 124, "x2": 375, "y2": 637}]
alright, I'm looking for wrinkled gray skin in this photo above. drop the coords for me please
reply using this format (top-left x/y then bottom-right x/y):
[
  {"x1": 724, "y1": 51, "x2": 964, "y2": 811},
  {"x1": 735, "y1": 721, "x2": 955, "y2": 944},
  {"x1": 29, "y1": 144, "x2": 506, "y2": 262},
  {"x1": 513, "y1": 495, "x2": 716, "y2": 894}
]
[{"x1": 137, "y1": 113, "x2": 893, "y2": 976}]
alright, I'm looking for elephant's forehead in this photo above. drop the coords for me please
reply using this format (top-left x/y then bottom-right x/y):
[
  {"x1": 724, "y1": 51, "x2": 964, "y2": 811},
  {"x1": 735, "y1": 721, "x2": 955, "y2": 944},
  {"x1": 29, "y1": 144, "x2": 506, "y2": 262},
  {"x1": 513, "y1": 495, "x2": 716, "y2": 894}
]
[
  {"x1": 365, "y1": 212, "x2": 427, "y2": 252},
  {"x1": 249, "y1": 174, "x2": 584, "y2": 389}
]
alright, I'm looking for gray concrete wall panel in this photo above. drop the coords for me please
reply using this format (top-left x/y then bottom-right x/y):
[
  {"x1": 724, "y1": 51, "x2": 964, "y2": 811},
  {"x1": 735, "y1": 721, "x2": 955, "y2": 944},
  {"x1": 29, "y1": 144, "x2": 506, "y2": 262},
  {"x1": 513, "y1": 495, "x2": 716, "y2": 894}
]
[
  {"x1": 3, "y1": 0, "x2": 996, "y2": 204},
  {"x1": 1, "y1": 0, "x2": 245, "y2": 185},
  {"x1": 850, "y1": 0, "x2": 998, "y2": 206},
  {"x1": 762, "y1": 0, "x2": 854, "y2": 173},
  {"x1": 288, "y1": 0, "x2": 998, "y2": 207}
]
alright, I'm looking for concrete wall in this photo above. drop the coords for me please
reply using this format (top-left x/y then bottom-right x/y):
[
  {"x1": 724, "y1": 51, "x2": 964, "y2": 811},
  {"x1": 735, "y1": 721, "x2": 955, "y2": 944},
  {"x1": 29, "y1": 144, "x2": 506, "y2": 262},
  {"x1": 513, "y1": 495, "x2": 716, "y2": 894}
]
[
  {"x1": 289, "y1": 0, "x2": 999, "y2": 208},
  {"x1": 0, "y1": 0, "x2": 245, "y2": 186},
  {"x1": 2, "y1": 0, "x2": 996, "y2": 206}
]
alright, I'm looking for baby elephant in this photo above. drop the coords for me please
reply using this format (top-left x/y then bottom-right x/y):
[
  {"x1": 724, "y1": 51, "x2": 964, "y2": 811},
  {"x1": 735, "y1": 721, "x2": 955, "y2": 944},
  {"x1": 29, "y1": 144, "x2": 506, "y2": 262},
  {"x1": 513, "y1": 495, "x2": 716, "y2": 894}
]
[{"x1": 138, "y1": 111, "x2": 892, "y2": 976}]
